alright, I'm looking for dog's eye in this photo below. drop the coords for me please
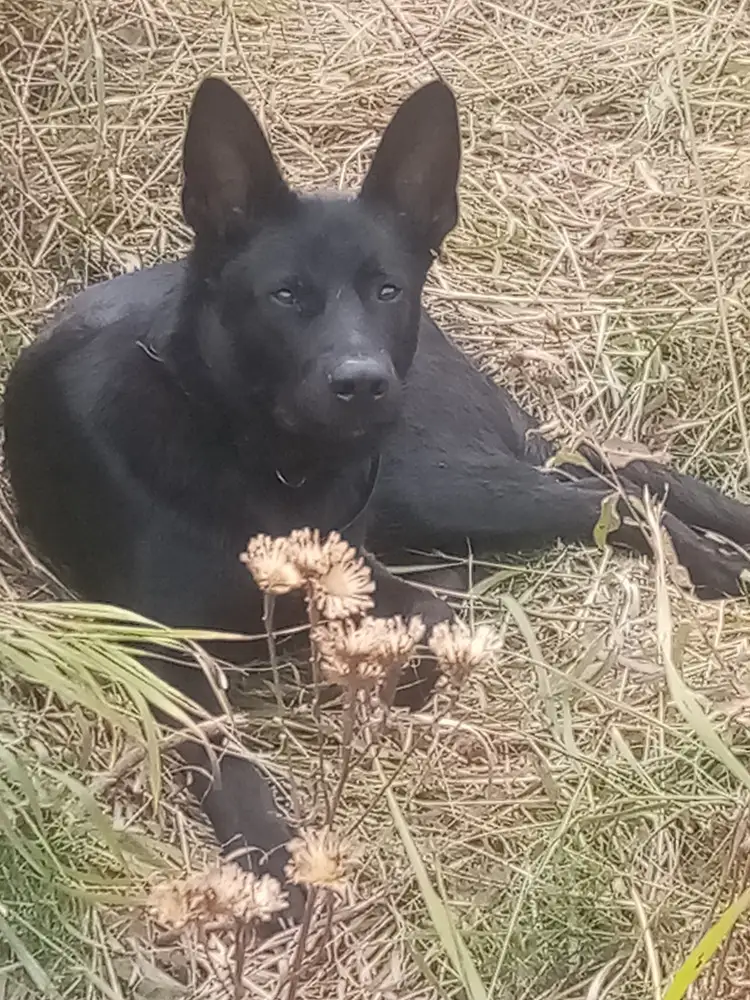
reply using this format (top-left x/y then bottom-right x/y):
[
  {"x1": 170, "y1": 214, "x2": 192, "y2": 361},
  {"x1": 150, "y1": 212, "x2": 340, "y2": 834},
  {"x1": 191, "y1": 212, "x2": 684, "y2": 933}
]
[
  {"x1": 377, "y1": 283, "x2": 401, "y2": 302},
  {"x1": 271, "y1": 288, "x2": 296, "y2": 306}
]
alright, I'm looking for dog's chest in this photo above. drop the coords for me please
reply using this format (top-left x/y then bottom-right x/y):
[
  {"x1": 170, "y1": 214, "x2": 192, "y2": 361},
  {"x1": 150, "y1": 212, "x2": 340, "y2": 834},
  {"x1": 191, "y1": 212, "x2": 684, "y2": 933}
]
[{"x1": 186, "y1": 449, "x2": 373, "y2": 551}]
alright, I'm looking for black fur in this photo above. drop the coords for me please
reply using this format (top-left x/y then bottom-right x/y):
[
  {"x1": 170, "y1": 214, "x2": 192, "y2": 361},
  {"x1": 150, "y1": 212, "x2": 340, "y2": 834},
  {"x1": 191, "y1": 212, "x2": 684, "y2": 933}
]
[{"x1": 5, "y1": 78, "x2": 750, "y2": 918}]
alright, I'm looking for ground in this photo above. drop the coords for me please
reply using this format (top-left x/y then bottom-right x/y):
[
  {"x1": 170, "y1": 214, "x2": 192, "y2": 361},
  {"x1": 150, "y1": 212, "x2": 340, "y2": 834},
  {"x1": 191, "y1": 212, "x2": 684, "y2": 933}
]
[{"x1": 2, "y1": 0, "x2": 750, "y2": 997}]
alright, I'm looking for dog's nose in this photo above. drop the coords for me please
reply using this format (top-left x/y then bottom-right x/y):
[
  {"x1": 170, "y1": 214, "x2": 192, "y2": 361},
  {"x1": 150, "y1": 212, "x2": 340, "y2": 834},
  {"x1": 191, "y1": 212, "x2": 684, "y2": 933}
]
[{"x1": 329, "y1": 358, "x2": 393, "y2": 403}]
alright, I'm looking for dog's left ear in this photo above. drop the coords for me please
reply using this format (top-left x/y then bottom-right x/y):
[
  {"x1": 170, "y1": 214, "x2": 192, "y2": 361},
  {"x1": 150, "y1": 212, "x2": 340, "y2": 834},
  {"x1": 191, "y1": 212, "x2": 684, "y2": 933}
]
[{"x1": 359, "y1": 81, "x2": 461, "y2": 253}]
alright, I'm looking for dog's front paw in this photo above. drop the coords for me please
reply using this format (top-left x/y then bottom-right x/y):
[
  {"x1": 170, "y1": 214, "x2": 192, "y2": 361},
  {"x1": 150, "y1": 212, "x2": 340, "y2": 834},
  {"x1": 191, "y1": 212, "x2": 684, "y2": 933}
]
[
  {"x1": 659, "y1": 512, "x2": 750, "y2": 601},
  {"x1": 184, "y1": 749, "x2": 307, "y2": 925},
  {"x1": 680, "y1": 538, "x2": 750, "y2": 601},
  {"x1": 230, "y1": 830, "x2": 307, "y2": 928}
]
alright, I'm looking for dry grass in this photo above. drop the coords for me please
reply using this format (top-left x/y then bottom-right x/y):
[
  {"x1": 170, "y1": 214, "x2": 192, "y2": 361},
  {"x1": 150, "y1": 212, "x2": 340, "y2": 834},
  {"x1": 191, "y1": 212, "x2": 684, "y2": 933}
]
[{"x1": 3, "y1": 0, "x2": 750, "y2": 997}]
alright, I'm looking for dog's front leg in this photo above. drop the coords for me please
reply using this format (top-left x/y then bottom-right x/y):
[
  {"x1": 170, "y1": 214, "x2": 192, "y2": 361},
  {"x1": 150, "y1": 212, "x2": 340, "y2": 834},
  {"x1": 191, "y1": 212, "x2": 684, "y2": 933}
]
[{"x1": 144, "y1": 650, "x2": 305, "y2": 923}]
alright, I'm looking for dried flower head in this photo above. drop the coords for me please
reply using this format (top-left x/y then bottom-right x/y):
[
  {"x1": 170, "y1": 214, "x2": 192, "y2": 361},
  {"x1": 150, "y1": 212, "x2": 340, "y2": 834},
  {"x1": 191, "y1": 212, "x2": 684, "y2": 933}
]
[
  {"x1": 242, "y1": 528, "x2": 376, "y2": 619},
  {"x1": 288, "y1": 528, "x2": 374, "y2": 614},
  {"x1": 428, "y1": 620, "x2": 499, "y2": 687},
  {"x1": 147, "y1": 864, "x2": 287, "y2": 930},
  {"x1": 240, "y1": 535, "x2": 304, "y2": 595},
  {"x1": 308, "y1": 548, "x2": 375, "y2": 619},
  {"x1": 313, "y1": 615, "x2": 425, "y2": 690},
  {"x1": 285, "y1": 527, "x2": 353, "y2": 578},
  {"x1": 286, "y1": 827, "x2": 357, "y2": 895},
  {"x1": 147, "y1": 879, "x2": 193, "y2": 930}
]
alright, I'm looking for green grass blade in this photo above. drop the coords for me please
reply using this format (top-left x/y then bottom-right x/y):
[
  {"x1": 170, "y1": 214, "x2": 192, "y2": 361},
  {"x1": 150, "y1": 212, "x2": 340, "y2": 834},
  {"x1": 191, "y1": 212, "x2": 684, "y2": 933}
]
[
  {"x1": 663, "y1": 886, "x2": 750, "y2": 999},
  {"x1": 0, "y1": 907, "x2": 62, "y2": 998},
  {"x1": 374, "y1": 756, "x2": 488, "y2": 1000}
]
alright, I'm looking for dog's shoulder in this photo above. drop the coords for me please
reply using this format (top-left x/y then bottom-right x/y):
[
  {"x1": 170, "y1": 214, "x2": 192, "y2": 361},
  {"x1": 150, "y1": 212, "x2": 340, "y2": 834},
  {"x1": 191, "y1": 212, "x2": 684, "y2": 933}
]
[
  {"x1": 11, "y1": 261, "x2": 186, "y2": 415},
  {"x1": 32, "y1": 260, "x2": 186, "y2": 356}
]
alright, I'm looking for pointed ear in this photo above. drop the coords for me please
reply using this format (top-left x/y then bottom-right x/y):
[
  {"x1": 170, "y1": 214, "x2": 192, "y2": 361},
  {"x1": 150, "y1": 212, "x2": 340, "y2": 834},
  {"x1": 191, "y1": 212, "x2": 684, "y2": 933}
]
[
  {"x1": 182, "y1": 77, "x2": 291, "y2": 242},
  {"x1": 359, "y1": 81, "x2": 461, "y2": 253}
]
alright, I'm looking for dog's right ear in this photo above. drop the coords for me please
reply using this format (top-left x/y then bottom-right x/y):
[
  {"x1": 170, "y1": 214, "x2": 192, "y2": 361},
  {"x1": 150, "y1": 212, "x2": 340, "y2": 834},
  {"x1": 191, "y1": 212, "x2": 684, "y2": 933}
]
[{"x1": 182, "y1": 78, "x2": 291, "y2": 243}]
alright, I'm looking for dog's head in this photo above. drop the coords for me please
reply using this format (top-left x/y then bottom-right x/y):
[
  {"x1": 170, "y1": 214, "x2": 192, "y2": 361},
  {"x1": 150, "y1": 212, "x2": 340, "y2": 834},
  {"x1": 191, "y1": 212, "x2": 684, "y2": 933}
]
[{"x1": 180, "y1": 76, "x2": 461, "y2": 454}]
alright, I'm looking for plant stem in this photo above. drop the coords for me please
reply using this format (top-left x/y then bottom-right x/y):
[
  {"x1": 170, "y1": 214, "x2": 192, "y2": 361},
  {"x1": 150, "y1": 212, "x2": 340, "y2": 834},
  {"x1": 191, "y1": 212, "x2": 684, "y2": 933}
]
[
  {"x1": 263, "y1": 593, "x2": 283, "y2": 714},
  {"x1": 328, "y1": 687, "x2": 356, "y2": 820},
  {"x1": 285, "y1": 886, "x2": 318, "y2": 1000},
  {"x1": 306, "y1": 592, "x2": 330, "y2": 820},
  {"x1": 344, "y1": 691, "x2": 467, "y2": 838},
  {"x1": 233, "y1": 921, "x2": 249, "y2": 999},
  {"x1": 263, "y1": 592, "x2": 300, "y2": 821}
]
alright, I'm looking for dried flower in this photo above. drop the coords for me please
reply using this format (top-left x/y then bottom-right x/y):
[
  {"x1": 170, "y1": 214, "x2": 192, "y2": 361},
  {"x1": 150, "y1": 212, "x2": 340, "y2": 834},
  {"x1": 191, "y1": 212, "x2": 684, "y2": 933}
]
[
  {"x1": 147, "y1": 879, "x2": 192, "y2": 930},
  {"x1": 285, "y1": 527, "x2": 352, "y2": 578},
  {"x1": 428, "y1": 620, "x2": 499, "y2": 687},
  {"x1": 242, "y1": 528, "x2": 377, "y2": 619},
  {"x1": 308, "y1": 550, "x2": 375, "y2": 619},
  {"x1": 313, "y1": 615, "x2": 425, "y2": 690},
  {"x1": 240, "y1": 535, "x2": 304, "y2": 595},
  {"x1": 147, "y1": 864, "x2": 287, "y2": 930},
  {"x1": 288, "y1": 528, "x2": 375, "y2": 615},
  {"x1": 286, "y1": 827, "x2": 357, "y2": 895},
  {"x1": 245, "y1": 872, "x2": 289, "y2": 922}
]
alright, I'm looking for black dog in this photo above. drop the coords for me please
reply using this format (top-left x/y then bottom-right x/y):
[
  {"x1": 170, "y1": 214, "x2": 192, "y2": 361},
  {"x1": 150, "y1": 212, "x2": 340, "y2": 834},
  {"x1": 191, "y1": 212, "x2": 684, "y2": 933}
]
[{"x1": 5, "y1": 78, "x2": 750, "y2": 910}]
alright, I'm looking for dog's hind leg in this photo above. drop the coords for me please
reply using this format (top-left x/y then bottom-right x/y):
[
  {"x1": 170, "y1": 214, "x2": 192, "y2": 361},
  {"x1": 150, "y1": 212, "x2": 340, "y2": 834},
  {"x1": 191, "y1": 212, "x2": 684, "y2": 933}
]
[
  {"x1": 571, "y1": 445, "x2": 750, "y2": 548},
  {"x1": 371, "y1": 448, "x2": 750, "y2": 600}
]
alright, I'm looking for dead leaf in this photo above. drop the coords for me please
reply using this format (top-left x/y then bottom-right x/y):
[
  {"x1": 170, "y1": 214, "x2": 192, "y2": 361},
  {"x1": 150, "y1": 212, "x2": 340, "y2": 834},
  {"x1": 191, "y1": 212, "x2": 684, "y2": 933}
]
[
  {"x1": 618, "y1": 655, "x2": 663, "y2": 677},
  {"x1": 547, "y1": 449, "x2": 593, "y2": 472},
  {"x1": 723, "y1": 57, "x2": 750, "y2": 79},
  {"x1": 661, "y1": 527, "x2": 693, "y2": 592},
  {"x1": 594, "y1": 493, "x2": 622, "y2": 549},
  {"x1": 600, "y1": 436, "x2": 672, "y2": 469}
]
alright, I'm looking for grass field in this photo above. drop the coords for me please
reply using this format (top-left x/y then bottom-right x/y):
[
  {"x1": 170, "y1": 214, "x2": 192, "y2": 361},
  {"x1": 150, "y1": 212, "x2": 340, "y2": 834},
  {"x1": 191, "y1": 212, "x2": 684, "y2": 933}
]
[{"x1": 2, "y1": 0, "x2": 750, "y2": 997}]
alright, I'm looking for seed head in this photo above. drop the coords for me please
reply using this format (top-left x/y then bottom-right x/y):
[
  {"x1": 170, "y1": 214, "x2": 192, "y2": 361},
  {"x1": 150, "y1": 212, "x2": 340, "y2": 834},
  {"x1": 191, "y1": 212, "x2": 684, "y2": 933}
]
[
  {"x1": 147, "y1": 864, "x2": 287, "y2": 930},
  {"x1": 286, "y1": 827, "x2": 357, "y2": 896},
  {"x1": 313, "y1": 615, "x2": 425, "y2": 691},
  {"x1": 285, "y1": 528, "x2": 353, "y2": 578},
  {"x1": 428, "y1": 620, "x2": 499, "y2": 687},
  {"x1": 240, "y1": 535, "x2": 304, "y2": 595},
  {"x1": 308, "y1": 549, "x2": 375, "y2": 620}
]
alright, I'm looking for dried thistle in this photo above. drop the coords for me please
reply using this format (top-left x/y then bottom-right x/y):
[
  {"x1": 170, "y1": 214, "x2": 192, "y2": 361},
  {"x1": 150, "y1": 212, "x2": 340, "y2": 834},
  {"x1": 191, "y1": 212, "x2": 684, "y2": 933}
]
[
  {"x1": 147, "y1": 864, "x2": 287, "y2": 931},
  {"x1": 240, "y1": 535, "x2": 304, "y2": 595},
  {"x1": 313, "y1": 614, "x2": 425, "y2": 691},
  {"x1": 285, "y1": 827, "x2": 357, "y2": 895},
  {"x1": 428, "y1": 620, "x2": 499, "y2": 687}
]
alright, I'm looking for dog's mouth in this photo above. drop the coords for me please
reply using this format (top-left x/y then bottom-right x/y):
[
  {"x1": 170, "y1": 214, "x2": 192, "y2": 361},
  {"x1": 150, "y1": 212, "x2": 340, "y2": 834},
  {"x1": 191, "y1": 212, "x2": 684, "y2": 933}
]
[
  {"x1": 274, "y1": 386, "x2": 401, "y2": 435},
  {"x1": 273, "y1": 402, "x2": 396, "y2": 452}
]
